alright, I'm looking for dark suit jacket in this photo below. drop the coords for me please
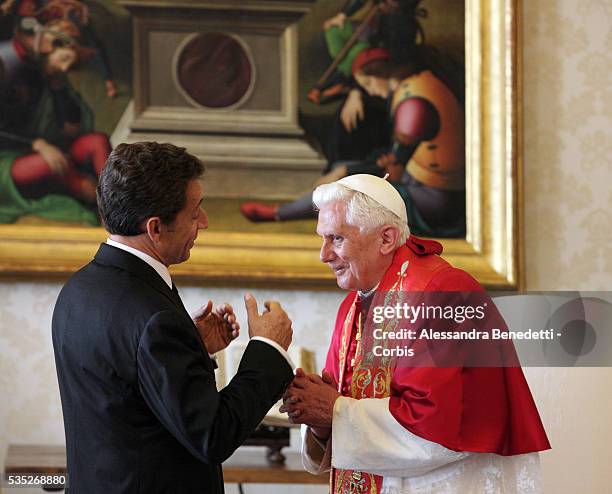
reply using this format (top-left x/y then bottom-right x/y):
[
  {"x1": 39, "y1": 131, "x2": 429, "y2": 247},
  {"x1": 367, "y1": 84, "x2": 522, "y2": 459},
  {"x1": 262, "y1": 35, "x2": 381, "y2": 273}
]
[{"x1": 52, "y1": 243, "x2": 293, "y2": 493}]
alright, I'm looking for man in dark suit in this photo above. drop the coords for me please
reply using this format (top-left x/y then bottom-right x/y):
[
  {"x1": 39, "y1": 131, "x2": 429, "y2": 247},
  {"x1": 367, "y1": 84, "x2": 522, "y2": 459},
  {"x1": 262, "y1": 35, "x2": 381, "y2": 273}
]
[{"x1": 52, "y1": 141, "x2": 294, "y2": 493}]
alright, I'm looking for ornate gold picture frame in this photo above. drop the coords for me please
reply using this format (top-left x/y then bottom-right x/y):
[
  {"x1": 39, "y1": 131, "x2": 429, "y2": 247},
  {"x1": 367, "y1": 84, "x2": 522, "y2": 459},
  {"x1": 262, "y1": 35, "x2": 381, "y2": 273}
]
[{"x1": 0, "y1": 0, "x2": 522, "y2": 289}]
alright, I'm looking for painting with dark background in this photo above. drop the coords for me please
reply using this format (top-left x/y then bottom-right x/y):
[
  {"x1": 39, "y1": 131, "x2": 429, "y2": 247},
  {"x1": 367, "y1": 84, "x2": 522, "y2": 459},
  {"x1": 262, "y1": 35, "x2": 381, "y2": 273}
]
[
  {"x1": 0, "y1": 0, "x2": 464, "y2": 238},
  {"x1": 0, "y1": 0, "x2": 130, "y2": 226}
]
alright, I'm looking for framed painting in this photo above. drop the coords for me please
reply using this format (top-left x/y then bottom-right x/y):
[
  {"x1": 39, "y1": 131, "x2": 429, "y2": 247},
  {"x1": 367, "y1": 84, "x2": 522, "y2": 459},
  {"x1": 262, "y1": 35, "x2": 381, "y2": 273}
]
[{"x1": 0, "y1": 0, "x2": 522, "y2": 289}]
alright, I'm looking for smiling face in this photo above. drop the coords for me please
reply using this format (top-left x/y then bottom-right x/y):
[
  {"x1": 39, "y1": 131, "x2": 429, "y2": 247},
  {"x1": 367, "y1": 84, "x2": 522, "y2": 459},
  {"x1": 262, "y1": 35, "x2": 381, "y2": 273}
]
[
  {"x1": 316, "y1": 201, "x2": 385, "y2": 291},
  {"x1": 159, "y1": 179, "x2": 208, "y2": 265},
  {"x1": 355, "y1": 71, "x2": 390, "y2": 99}
]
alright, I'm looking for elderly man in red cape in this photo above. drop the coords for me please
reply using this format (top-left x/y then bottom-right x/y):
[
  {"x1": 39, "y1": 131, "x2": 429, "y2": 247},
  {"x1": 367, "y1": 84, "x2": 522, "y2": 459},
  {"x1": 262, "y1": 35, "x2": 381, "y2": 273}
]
[{"x1": 281, "y1": 174, "x2": 550, "y2": 493}]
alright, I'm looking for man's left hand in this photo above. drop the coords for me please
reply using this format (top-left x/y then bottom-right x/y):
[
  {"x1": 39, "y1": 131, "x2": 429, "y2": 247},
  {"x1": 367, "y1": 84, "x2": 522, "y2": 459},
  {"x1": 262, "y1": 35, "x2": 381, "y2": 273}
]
[
  {"x1": 192, "y1": 301, "x2": 240, "y2": 354},
  {"x1": 280, "y1": 368, "x2": 340, "y2": 429}
]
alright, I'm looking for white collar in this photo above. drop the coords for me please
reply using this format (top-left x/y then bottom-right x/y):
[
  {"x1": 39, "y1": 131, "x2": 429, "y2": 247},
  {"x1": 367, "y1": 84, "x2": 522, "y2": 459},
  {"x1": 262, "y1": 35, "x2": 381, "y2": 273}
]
[
  {"x1": 358, "y1": 282, "x2": 380, "y2": 300},
  {"x1": 106, "y1": 238, "x2": 173, "y2": 289}
]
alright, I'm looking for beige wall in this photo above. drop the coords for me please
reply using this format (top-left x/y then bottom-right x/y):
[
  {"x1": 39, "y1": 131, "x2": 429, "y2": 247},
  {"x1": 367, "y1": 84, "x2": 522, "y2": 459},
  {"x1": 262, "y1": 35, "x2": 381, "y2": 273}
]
[
  {"x1": 522, "y1": 0, "x2": 612, "y2": 492},
  {"x1": 0, "y1": 0, "x2": 610, "y2": 492},
  {"x1": 523, "y1": 0, "x2": 611, "y2": 291}
]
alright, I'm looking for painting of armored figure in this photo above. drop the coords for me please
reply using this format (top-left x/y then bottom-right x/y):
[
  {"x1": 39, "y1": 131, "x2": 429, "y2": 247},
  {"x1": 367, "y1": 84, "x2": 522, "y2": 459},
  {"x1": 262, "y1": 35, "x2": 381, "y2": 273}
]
[{"x1": 0, "y1": 0, "x2": 130, "y2": 225}]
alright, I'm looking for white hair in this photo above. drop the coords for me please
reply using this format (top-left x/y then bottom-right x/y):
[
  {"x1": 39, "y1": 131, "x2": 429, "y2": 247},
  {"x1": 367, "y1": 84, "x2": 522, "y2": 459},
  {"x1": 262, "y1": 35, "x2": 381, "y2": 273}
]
[{"x1": 313, "y1": 181, "x2": 410, "y2": 247}]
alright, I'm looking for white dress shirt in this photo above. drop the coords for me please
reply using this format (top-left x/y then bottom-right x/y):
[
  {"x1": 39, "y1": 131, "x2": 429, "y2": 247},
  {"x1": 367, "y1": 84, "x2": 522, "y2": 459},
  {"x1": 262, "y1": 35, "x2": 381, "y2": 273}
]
[{"x1": 107, "y1": 238, "x2": 172, "y2": 287}]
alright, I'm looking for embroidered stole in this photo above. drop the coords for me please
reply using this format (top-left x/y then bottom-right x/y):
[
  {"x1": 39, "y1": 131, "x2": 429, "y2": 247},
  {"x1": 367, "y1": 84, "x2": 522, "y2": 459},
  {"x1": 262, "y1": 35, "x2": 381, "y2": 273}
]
[{"x1": 331, "y1": 260, "x2": 411, "y2": 494}]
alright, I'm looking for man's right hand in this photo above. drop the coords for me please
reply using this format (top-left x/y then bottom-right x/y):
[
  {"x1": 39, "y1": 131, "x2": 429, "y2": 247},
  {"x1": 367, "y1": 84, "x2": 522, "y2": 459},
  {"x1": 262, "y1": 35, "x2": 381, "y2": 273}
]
[
  {"x1": 244, "y1": 293, "x2": 292, "y2": 350},
  {"x1": 313, "y1": 164, "x2": 348, "y2": 187},
  {"x1": 340, "y1": 89, "x2": 364, "y2": 132},
  {"x1": 32, "y1": 138, "x2": 70, "y2": 175}
]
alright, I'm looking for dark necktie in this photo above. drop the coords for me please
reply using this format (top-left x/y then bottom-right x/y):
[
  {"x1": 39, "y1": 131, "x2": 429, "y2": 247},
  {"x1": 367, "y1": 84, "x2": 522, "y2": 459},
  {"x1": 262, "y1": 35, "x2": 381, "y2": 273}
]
[{"x1": 170, "y1": 282, "x2": 188, "y2": 314}]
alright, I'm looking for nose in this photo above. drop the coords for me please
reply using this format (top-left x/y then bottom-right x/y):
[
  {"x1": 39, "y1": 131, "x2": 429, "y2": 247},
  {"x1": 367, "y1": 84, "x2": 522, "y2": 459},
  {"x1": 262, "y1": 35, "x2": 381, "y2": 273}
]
[
  {"x1": 320, "y1": 239, "x2": 335, "y2": 264},
  {"x1": 198, "y1": 208, "x2": 208, "y2": 229}
]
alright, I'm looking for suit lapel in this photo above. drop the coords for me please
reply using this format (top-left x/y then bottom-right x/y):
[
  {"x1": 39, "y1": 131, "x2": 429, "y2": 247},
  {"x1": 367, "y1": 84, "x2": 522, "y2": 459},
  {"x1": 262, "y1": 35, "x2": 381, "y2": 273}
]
[
  {"x1": 170, "y1": 283, "x2": 191, "y2": 317},
  {"x1": 93, "y1": 243, "x2": 216, "y2": 369}
]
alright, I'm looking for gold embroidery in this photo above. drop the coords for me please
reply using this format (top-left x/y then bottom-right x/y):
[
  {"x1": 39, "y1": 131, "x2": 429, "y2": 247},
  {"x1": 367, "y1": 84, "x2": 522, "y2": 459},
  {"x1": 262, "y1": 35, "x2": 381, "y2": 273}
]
[
  {"x1": 333, "y1": 261, "x2": 410, "y2": 494},
  {"x1": 334, "y1": 469, "x2": 378, "y2": 494},
  {"x1": 337, "y1": 300, "x2": 356, "y2": 392}
]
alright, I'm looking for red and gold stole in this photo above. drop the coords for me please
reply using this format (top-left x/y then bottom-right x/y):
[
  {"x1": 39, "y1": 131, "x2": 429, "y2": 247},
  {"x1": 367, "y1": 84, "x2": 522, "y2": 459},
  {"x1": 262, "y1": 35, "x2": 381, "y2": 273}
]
[
  {"x1": 330, "y1": 238, "x2": 450, "y2": 494},
  {"x1": 331, "y1": 255, "x2": 412, "y2": 494}
]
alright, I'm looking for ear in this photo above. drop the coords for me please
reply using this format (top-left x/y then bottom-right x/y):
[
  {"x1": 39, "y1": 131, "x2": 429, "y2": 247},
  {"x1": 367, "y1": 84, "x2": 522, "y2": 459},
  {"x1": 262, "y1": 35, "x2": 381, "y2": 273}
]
[
  {"x1": 380, "y1": 226, "x2": 400, "y2": 255},
  {"x1": 144, "y1": 216, "x2": 163, "y2": 243}
]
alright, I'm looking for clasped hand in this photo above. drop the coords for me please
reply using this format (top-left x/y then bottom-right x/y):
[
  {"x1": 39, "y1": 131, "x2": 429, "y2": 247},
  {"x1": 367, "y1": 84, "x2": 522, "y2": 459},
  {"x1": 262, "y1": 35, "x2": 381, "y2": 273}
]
[
  {"x1": 280, "y1": 368, "x2": 340, "y2": 439},
  {"x1": 192, "y1": 301, "x2": 240, "y2": 354}
]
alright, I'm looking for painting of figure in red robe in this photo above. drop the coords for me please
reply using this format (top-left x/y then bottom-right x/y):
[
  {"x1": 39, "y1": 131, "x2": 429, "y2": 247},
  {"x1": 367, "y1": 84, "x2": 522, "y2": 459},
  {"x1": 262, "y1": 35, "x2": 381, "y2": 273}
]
[{"x1": 0, "y1": 0, "x2": 130, "y2": 226}]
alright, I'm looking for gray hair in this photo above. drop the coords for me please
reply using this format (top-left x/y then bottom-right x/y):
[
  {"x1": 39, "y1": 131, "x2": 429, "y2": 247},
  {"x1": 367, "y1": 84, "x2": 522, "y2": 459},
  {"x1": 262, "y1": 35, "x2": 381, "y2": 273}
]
[{"x1": 313, "y1": 182, "x2": 410, "y2": 247}]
